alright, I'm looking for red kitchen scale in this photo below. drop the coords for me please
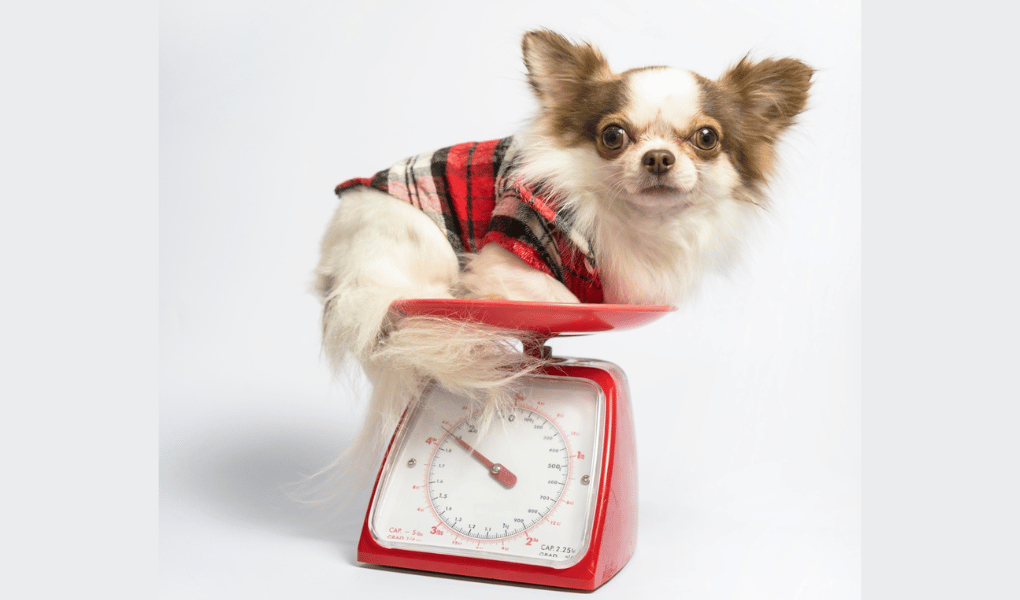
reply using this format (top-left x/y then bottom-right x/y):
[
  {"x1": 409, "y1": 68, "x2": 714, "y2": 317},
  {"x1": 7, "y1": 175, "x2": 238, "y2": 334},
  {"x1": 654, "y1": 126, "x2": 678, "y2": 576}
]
[{"x1": 357, "y1": 299, "x2": 673, "y2": 591}]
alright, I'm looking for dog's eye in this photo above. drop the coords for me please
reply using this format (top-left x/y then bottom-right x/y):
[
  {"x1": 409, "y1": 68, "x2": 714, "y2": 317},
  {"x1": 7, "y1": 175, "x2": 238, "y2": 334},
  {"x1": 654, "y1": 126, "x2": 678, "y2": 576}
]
[
  {"x1": 693, "y1": 127, "x2": 719, "y2": 150},
  {"x1": 600, "y1": 125, "x2": 628, "y2": 150}
]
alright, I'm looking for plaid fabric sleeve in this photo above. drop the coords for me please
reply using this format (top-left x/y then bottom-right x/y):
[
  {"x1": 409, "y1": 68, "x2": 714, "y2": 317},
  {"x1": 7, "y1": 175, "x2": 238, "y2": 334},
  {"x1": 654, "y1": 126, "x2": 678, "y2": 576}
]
[
  {"x1": 335, "y1": 139, "x2": 511, "y2": 254},
  {"x1": 484, "y1": 144, "x2": 603, "y2": 303},
  {"x1": 335, "y1": 137, "x2": 603, "y2": 303}
]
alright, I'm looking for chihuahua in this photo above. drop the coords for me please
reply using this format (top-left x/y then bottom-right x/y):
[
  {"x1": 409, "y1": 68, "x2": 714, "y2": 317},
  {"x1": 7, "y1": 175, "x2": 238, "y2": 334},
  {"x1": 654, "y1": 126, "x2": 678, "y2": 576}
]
[{"x1": 314, "y1": 30, "x2": 812, "y2": 461}]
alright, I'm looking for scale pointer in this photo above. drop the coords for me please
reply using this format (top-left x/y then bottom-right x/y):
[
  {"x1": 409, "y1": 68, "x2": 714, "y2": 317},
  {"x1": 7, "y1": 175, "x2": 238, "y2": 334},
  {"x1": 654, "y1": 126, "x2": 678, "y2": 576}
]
[{"x1": 441, "y1": 425, "x2": 518, "y2": 489}]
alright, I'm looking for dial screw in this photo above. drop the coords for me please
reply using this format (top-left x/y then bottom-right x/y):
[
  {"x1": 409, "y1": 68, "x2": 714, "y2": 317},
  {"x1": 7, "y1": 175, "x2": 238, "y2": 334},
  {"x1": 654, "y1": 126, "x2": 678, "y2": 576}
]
[
  {"x1": 491, "y1": 464, "x2": 502, "y2": 475},
  {"x1": 581, "y1": 475, "x2": 591, "y2": 485},
  {"x1": 407, "y1": 458, "x2": 416, "y2": 468}
]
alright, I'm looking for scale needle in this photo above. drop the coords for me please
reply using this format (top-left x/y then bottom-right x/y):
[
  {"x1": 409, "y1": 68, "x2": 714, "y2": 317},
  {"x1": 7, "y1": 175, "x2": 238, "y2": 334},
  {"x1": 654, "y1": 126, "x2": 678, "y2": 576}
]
[{"x1": 441, "y1": 425, "x2": 517, "y2": 489}]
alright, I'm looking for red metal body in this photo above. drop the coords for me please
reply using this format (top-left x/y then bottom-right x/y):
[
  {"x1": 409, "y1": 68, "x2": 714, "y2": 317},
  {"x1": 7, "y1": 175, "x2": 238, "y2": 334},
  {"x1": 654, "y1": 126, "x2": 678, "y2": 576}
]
[{"x1": 356, "y1": 360, "x2": 638, "y2": 591}]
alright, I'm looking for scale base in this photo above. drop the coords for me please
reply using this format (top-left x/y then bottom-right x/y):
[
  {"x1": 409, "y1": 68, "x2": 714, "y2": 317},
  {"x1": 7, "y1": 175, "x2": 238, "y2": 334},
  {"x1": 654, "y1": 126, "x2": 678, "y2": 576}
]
[{"x1": 356, "y1": 359, "x2": 638, "y2": 591}]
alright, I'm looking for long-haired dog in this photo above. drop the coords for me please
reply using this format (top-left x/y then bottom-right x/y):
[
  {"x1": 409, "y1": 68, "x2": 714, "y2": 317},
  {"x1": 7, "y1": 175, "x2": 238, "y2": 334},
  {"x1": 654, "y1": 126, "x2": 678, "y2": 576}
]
[{"x1": 313, "y1": 30, "x2": 811, "y2": 479}]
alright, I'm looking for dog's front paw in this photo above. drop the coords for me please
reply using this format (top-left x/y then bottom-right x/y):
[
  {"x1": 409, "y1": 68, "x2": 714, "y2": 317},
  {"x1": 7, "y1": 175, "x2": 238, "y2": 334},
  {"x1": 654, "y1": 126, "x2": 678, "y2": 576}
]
[{"x1": 461, "y1": 245, "x2": 581, "y2": 304}]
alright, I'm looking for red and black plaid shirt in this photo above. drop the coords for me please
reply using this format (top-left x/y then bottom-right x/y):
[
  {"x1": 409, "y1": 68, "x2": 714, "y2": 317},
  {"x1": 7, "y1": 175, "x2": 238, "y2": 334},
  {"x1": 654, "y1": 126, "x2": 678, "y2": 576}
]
[{"x1": 335, "y1": 137, "x2": 603, "y2": 303}]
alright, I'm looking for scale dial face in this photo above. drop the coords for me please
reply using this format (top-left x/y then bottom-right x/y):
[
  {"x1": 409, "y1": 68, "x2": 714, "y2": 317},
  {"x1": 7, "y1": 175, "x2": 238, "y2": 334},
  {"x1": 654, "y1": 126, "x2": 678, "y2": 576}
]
[
  {"x1": 427, "y1": 406, "x2": 569, "y2": 540},
  {"x1": 367, "y1": 375, "x2": 606, "y2": 569}
]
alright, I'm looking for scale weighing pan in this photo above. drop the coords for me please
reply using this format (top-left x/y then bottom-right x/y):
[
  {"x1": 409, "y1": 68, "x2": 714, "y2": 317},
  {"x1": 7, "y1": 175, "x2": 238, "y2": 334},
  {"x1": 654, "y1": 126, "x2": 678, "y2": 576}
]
[{"x1": 391, "y1": 298, "x2": 674, "y2": 337}]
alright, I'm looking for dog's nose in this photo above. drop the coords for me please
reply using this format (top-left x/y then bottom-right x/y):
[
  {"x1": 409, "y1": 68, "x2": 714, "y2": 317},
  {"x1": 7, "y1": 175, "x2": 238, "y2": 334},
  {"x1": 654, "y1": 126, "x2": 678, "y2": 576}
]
[{"x1": 642, "y1": 149, "x2": 675, "y2": 175}]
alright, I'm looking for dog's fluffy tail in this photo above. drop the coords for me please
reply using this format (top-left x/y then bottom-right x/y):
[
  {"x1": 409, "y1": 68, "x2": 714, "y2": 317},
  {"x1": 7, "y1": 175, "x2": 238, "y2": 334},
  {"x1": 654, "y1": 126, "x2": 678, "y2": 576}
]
[
  {"x1": 300, "y1": 286, "x2": 545, "y2": 504},
  {"x1": 359, "y1": 313, "x2": 546, "y2": 439}
]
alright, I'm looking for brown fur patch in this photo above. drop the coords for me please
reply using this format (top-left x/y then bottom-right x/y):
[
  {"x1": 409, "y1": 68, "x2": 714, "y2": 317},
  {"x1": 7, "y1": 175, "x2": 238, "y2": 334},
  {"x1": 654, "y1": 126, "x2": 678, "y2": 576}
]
[
  {"x1": 522, "y1": 30, "x2": 627, "y2": 147},
  {"x1": 696, "y1": 57, "x2": 813, "y2": 198}
]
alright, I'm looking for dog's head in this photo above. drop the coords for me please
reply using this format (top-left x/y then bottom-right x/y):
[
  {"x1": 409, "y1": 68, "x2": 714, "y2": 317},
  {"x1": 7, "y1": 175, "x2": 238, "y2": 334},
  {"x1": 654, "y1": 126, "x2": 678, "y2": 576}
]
[{"x1": 520, "y1": 30, "x2": 813, "y2": 214}]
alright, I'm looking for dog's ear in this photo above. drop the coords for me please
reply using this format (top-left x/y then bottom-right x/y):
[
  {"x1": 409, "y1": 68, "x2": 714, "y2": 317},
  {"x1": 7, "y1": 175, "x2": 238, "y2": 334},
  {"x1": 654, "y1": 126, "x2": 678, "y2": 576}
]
[
  {"x1": 522, "y1": 30, "x2": 612, "y2": 109},
  {"x1": 718, "y1": 57, "x2": 813, "y2": 137},
  {"x1": 711, "y1": 57, "x2": 812, "y2": 189}
]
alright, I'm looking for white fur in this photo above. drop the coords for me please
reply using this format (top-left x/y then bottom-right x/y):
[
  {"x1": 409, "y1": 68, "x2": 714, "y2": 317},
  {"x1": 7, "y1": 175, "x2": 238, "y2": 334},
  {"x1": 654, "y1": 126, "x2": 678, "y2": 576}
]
[
  {"x1": 461, "y1": 244, "x2": 580, "y2": 303},
  {"x1": 316, "y1": 187, "x2": 459, "y2": 364},
  {"x1": 626, "y1": 69, "x2": 703, "y2": 132}
]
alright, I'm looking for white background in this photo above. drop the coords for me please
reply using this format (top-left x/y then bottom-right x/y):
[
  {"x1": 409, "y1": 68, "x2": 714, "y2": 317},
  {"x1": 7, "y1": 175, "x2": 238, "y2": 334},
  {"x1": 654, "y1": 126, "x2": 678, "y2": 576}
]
[
  {"x1": 156, "y1": 1, "x2": 860, "y2": 598},
  {"x1": 11, "y1": 2, "x2": 1020, "y2": 599}
]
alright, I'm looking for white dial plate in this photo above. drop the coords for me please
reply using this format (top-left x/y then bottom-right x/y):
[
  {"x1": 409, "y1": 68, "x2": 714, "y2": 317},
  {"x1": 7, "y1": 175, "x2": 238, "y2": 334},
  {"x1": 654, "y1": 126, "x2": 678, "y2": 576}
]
[{"x1": 368, "y1": 375, "x2": 605, "y2": 569}]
